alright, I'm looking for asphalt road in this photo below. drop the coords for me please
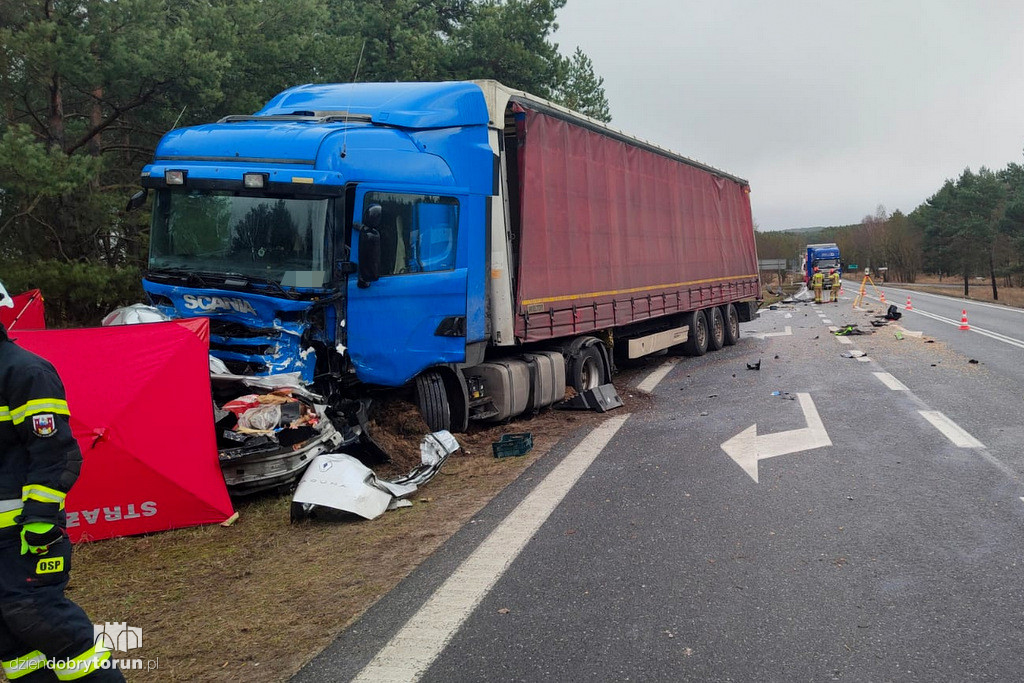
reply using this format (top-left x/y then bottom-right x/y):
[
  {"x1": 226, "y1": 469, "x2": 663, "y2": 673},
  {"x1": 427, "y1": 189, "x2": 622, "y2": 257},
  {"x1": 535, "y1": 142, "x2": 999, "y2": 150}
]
[{"x1": 296, "y1": 288, "x2": 1024, "y2": 682}]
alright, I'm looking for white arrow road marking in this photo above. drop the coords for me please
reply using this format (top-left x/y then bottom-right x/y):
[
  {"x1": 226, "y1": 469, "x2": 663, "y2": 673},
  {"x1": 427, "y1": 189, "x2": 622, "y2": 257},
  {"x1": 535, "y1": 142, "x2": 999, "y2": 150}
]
[
  {"x1": 721, "y1": 393, "x2": 832, "y2": 483},
  {"x1": 873, "y1": 372, "x2": 908, "y2": 391},
  {"x1": 750, "y1": 326, "x2": 792, "y2": 339},
  {"x1": 919, "y1": 411, "x2": 985, "y2": 448},
  {"x1": 634, "y1": 360, "x2": 678, "y2": 393}
]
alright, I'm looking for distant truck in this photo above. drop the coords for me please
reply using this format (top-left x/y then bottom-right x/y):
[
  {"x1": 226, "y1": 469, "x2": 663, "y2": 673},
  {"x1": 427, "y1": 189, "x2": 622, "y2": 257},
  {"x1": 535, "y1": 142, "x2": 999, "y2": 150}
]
[
  {"x1": 803, "y1": 243, "x2": 842, "y2": 287},
  {"x1": 130, "y1": 80, "x2": 760, "y2": 434}
]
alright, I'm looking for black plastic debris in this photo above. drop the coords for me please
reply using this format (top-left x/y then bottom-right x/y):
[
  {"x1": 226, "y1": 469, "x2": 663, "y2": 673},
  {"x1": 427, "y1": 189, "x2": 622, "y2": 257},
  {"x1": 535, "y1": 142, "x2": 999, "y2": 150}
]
[
  {"x1": 883, "y1": 304, "x2": 902, "y2": 321},
  {"x1": 560, "y1": 383, "x2": 623, "y2": 413},
  {"x1": 746, "y1": 359, "x2": 761, "y2": 371},
  {"x1": 968, "y1": 359, "x2": 979, "y2": 364}
]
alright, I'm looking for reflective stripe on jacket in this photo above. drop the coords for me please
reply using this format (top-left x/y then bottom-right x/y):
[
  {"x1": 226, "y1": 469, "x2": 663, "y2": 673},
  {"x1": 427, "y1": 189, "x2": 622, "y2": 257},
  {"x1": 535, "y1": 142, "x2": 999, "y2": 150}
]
[{"x1": 0, "y1": 326, "x2": 81, "y2": 526}]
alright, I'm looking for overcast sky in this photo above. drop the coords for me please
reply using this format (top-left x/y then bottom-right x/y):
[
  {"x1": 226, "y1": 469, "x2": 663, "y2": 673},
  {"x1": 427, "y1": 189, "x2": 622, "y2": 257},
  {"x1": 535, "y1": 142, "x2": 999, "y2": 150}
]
[{"x1": 552, "y1": 0, "x2": 1024, "y2": 230}]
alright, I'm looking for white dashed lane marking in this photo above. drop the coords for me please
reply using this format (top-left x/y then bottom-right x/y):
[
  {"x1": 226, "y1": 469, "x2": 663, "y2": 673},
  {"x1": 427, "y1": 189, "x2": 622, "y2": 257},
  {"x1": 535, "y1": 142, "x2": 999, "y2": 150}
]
[
  {"x1": 873, "y1": 372, "x2": 909, "y2": 391},
  {"x1": 919, "y1": 411, "x2": 985, "y2": 448}
]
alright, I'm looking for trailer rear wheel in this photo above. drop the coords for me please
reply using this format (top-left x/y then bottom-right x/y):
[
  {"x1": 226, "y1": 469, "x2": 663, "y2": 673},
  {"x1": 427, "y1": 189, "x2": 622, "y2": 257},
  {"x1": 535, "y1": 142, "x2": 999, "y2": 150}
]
[
  {"x1": 416, "y1": 370, "x2": 452, "y2": 432},
  {"x1": 723, "y1": 304, "x2": 740, "y2": 346},
  {"x1": 708, "y1": 307, "x2": 725, "y2": 351},
  {"x1": 680, "y1": 310, "x2": 709, "y2": 356},
  {"x1": 568, "y1": 344, "x2": 607, "y2": 392}
]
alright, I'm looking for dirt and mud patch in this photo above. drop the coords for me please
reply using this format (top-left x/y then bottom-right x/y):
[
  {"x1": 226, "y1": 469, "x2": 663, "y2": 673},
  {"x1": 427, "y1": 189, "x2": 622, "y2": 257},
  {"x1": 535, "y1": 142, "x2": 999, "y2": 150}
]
[{"x1": 68, "y1": 378, "x2": 652, "y2": 682}]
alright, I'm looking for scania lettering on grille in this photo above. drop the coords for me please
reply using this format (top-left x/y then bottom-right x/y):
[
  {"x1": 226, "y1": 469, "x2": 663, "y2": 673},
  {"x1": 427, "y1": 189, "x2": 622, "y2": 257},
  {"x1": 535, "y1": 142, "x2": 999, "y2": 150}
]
[{"x1": 182, "y1": 294, "x2": 257, "y2": 315}]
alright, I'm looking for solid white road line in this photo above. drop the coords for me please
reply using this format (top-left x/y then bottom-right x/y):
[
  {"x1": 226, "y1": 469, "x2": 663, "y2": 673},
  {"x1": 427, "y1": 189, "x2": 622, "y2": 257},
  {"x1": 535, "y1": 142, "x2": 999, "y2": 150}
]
[
  {"x1": 635, "y1": 360, "x2": 678, "y2": 393},
  {"x1": 860, "y1": 293, "x2": 1024, "y2": 350},
  {"x1": 887, "y1": 287, "x2": 1024, "y2": 315},
  {"x1": 353, "y1": 414, "x2": 630, "y2": 682},
  {"x1": 873, "y1": 372, "x2": 909, "y2": 391},
  {"x1": 919, "y1": 411, "x2": 985, "y2": 448},
  {"x1": 907, "y1": 307, "x2": 1024, "y2": 350}
]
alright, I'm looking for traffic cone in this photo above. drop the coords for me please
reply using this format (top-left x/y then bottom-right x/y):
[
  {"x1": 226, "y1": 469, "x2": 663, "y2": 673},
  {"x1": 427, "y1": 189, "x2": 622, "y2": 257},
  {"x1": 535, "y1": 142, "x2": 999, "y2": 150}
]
[
  {"x1": 905, "y1": 295, "x2": 913, "y2": 311},
  {"x1": 959, "y1": 310, "x2": 970, "y2": 331},
  {"x1": 880, "y1": 291, "x2": 887, "y2": 305}
]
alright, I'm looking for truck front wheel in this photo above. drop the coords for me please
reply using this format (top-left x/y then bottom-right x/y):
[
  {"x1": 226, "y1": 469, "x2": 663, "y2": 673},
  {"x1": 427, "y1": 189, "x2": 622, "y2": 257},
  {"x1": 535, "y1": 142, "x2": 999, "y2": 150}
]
[{"x1": 416, "y1": 370, "x2": 452, "y2": 432}]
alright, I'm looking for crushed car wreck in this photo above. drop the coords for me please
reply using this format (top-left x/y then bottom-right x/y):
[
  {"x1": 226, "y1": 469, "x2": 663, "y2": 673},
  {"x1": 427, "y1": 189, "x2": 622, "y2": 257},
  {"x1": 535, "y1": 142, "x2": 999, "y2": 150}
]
[{"x1": 213, "y1": 379, "x2": 349, "y2": 496}]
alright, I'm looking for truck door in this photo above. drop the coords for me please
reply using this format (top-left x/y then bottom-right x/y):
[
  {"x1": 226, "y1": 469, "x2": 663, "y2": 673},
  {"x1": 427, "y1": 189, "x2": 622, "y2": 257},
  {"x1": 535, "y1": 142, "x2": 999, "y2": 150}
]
[{"x1": 346, "y1": 188, "x2": 468, "y2": 386}]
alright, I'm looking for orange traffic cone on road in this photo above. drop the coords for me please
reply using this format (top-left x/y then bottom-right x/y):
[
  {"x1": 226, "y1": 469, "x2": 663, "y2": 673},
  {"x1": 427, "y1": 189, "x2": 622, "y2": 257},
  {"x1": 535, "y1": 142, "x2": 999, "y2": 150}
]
[
  {"x1": 880, "y1": 291, "x2": 887, "y2": 305},
  {"x1": 905, "y1": 295, "x2": 913, "y2": 311},
  {"x1": 959, "y1": 309, "x2": 970, "y2": 330}
]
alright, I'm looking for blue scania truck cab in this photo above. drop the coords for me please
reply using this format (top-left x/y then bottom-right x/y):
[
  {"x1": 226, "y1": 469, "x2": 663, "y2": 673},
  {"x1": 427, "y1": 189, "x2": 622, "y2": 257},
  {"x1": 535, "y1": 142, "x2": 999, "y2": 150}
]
[
  {"x1": 803, "y1": 243, "x2": 842, "y2": 287},
  {"x1": 140, "y1": 82, "x2": 497, "y2": 431}
]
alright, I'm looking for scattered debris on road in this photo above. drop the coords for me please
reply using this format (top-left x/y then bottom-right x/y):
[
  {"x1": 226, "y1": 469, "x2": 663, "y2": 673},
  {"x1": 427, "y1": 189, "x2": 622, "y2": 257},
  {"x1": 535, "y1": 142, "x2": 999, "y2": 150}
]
[
  {"x1": 492, "y1": 433, "x2": 534, "y2": 458},
  {"x1": 559, "y1": 383, "x2": 623, "y2": 412},
  {"x1": 882, "y1": 304, "x2": 902, "y2": 320},
  {"x1": 290, "y1": 431, "x2": 460, "y2": 521},
  {"x1": 746, "y1": 359, "x2": 761, "y2": 370}
]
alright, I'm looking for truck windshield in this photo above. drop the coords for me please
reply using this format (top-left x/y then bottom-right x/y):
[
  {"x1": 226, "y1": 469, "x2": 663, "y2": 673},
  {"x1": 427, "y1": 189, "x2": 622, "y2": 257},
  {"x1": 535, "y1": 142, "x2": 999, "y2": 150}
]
[
  {"x1": 816, "y1": 258, "x2": 840, "y2": 269},
  {"x1": 149, "y1": 189, "x2": 330, "y2": 287}
]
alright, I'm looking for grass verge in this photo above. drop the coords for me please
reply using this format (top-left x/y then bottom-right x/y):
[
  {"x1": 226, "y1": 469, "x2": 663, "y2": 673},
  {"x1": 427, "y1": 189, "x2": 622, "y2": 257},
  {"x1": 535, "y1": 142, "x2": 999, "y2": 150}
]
[{"x1": 68, "y1": 389, "x2": 649, "y2": 681}]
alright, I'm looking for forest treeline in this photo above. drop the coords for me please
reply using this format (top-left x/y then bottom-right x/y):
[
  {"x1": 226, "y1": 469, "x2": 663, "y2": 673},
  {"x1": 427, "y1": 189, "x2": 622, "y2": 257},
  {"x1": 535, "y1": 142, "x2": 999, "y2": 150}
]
[
  {"x1": 757, "y1": 158, "x2": 1024, "y2": 299},
  {"x1": 0, "y1": 0, "x2": 609, "y2": 325}
]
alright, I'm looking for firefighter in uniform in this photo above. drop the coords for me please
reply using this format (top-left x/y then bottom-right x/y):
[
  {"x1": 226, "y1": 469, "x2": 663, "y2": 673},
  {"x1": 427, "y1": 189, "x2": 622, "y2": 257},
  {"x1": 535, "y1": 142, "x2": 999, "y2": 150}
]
[
  {"x1": 0, "y1": 283, "x2": 124, "y2": 682},
  {"x1": 829, "y1": 268, "x2": 841, "y2": 303},
  {"x1": 811, "y1": 266, "x2": 824, "y2": 304}
]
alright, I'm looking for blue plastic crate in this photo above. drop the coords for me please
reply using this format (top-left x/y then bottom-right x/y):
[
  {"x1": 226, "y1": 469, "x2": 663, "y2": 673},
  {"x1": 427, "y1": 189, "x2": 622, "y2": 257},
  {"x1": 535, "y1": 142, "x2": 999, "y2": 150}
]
[{"x1": 492, "y1": 432, "x2": 533, "y2": 458}]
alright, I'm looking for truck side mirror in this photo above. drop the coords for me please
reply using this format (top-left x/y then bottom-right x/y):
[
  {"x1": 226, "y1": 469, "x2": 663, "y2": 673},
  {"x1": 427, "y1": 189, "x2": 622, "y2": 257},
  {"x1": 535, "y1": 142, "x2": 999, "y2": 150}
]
[
  {"x1": 125, "y1": 189, "x2": 148, "y2": 212},
  {"x1": 358, "y1": 228, "x2": 381, "y2": 288}
]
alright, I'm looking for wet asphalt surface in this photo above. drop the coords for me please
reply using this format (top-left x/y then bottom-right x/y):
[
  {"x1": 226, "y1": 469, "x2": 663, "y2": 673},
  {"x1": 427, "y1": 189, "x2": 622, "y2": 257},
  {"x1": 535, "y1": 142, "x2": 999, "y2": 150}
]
[{"x1": 296, "y1": 289, "x2": 1024, "y2": 682}]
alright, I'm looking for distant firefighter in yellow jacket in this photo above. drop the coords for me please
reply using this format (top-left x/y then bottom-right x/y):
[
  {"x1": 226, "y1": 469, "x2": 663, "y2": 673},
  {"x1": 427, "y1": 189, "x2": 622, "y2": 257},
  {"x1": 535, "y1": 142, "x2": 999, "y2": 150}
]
[
  {"x1": 811, "y1": 267, "x2": 824, "y2": 304},
  {"x1": 829, "y1": 269, "x2": 840, "y2": 302}
]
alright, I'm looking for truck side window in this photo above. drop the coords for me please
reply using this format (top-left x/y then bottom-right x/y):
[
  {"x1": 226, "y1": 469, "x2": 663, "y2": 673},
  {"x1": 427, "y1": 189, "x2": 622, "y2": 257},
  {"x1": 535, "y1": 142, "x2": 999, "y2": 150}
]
[{"x1": 363, "y1": 193, "x2": 458, "y2": 276}]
